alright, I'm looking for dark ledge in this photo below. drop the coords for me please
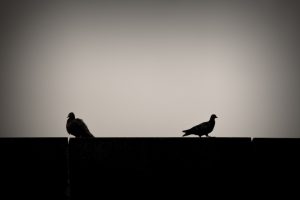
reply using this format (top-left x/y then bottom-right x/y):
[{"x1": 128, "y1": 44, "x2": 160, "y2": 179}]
[{"x1": 0, "y1": 137, "x2": 299, "y2": 199}]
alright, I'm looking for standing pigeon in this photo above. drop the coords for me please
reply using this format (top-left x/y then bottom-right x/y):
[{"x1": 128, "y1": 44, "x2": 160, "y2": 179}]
[
  {"x1": 66, "y1": 112, "x2": 94, "y2": 138},
  {"x1": 183, "y1": 114, "x2": 218, "y2": 137}
]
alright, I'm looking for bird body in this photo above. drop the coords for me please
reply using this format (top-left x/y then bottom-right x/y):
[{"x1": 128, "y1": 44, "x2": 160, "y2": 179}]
[
  {"x1": 66, "y1": 112, "x2": 94, "y2": 138},
  {"x1": 183, "y1": 114, "x2": 218, "y2": 137}
]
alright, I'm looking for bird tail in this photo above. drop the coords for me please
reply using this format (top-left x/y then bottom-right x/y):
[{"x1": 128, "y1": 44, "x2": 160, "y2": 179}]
[{"x1": 182, "y1": 130, "x2": 190, "y2": 137}]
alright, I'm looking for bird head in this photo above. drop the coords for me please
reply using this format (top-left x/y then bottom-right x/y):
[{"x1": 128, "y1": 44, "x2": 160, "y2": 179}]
[
  {"x1": 211, "y1": 114, "x2": 218, "y2": 119},
  {"x1": 67, "y1": 112, "x2": 75, "y2": 119}
]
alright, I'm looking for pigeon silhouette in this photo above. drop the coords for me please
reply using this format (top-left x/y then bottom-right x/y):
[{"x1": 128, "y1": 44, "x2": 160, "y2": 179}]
[
  {"x1": 183, "y1": 114, "x2": 218, "y2": 137},
  {"x1": 66, "y1": 112, "x2": 94, "y2": 138}
]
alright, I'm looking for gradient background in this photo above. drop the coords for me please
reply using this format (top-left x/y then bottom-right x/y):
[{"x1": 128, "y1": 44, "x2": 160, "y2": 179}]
[{"x1": 0, "y1": 0, "x2": 299, "y2": 137}]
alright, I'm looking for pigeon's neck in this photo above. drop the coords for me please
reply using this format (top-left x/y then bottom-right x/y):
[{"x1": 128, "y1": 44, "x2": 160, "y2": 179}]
[
  {"x1": 67, "y1": 117, "x2": 75, "y2": 123},
  {"x1": 209, "y1": 119, "x2": 215, "y2": 128}
]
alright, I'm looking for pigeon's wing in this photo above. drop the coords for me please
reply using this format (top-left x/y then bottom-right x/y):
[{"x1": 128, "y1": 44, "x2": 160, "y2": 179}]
[
  {"x1": 183, "y1": 122, "x2": 205, "y2": 134},
  {"x1": 75, "y1": 119, "x2": 94, "y2": 137},
  {"x1": 196, "y1": 121, "x2": 209, "y2": 130},
  {"x1": 186, "y1": 121, "x2": 210, "y2": 136},
  {"x1": 185, "y1": 125, "x2": 198, "y2": 132},
  {"x1": 188, "y1": 121, "x2": 208, "y2": 131}
]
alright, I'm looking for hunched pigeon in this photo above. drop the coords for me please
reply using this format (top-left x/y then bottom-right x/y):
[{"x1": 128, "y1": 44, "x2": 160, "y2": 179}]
[
  {"x1": 66, "y1": 112, "x2": 94, "y2": 138},
  {"x1": 183, "y1": 114, "x2": 218, "y2": 137}
]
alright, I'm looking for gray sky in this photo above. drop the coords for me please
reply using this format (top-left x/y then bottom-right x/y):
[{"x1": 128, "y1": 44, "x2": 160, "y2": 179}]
[{"x1": 1, "y1": 0, "x2": 300, "y2": 137}]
